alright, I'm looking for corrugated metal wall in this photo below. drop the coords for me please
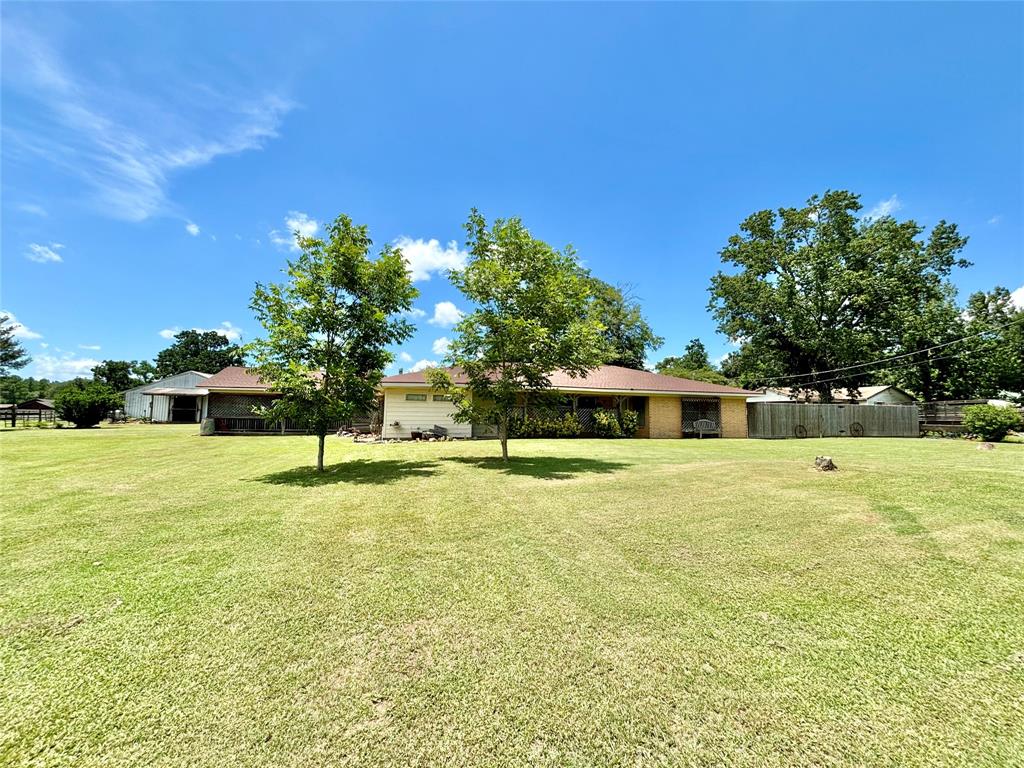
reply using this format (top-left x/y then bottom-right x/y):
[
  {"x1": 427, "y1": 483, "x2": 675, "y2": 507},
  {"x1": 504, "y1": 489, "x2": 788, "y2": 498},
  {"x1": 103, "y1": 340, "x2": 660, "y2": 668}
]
[
  {"x1": 747, "y1": 402, "x2": 919, "y2": 439},
  {"x1": 124, "y1": 371, "x2": 211, "y2": 421}
]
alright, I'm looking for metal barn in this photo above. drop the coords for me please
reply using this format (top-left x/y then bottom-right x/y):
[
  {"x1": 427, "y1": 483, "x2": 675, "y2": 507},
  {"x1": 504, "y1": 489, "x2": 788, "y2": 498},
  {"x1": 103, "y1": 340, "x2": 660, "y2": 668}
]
[{"x1": 124, "y1": 371, "x2": 212, "y2": 422}]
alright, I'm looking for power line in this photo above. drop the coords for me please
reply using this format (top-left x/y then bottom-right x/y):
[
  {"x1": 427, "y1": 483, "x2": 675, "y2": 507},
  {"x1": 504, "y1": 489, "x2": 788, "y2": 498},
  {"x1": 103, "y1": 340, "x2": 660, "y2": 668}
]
[
  {"x1": 761, "y1": 315, "x2": 1022, "y2": 386},
  {"x1": 777, "y1": 348, "x2": 973, "y2": 393}
]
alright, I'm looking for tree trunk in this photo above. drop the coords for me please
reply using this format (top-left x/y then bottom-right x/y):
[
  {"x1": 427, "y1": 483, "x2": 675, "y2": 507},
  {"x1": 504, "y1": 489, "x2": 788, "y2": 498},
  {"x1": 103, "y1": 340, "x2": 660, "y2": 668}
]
[
  {"x1": 498, "y1": 417, "x2": 509, "y2": 462},
  {"x1": 317, "y1": 433, "x2": 326, "y2": 472},
  {"x1": 920, "y1": 354, "x2": 934, "y2": 402}
]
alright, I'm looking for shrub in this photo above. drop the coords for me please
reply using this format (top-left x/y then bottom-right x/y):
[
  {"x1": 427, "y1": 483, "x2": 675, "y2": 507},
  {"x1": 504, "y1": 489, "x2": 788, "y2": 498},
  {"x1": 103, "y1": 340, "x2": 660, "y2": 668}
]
[
  {"x1": 619, "y1": 409, "x2": 640, "y2": 437},
  {"x1": 592, "y1": 408, "x2": 623, "y2": 438},
  {"x1": 962, "y1": 404, "x2": 1023, "y2": 442},
  {"x1": 508, "y1": 410, "x2": 583, "y2": 438},
  {"x1": 54, "y1": 381, "x2": 122, "y2": 428}
]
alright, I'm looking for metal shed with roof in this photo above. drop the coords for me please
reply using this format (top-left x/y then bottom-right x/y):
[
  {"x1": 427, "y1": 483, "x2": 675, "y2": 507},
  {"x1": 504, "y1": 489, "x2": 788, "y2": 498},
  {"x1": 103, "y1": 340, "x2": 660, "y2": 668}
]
[{"x1": 124, "y1": 371, "x2": 212, "y2": 422}]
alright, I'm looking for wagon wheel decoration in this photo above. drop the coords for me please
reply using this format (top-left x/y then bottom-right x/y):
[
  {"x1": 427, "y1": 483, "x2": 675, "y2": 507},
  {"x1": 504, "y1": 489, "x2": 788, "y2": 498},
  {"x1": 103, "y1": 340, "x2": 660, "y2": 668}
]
[
  {"x1": 793, "y1": 424, "x2": 808, "y2": 438},
  {"x1": 849, "y1": 422, "x2": 865, "y2": 437}
]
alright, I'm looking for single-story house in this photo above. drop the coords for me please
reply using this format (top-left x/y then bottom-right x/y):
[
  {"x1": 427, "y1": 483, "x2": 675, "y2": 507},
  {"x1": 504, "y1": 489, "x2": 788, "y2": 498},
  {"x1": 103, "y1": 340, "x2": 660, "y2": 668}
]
[
  {"x1": 202, "y1": 366, "x2": 279, "y2": 433},
  {"x1": 379, "y1": 365, "x2": 755, "y2": 439},
  {"x1": 200, "y1": 366, "x2": 376, "y2": 434},
  {"x1": 124, "y1": 371, "x2": 212, "y2": 422},
  {"x1": 748, "y1": 384, "x2": 916, "y2": 405}
]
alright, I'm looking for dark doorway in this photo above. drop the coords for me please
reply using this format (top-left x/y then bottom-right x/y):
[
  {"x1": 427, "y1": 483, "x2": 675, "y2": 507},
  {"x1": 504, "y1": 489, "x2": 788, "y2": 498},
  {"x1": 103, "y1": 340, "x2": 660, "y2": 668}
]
[{"x1": 170, "y1": 395, "x2": 198, "y2": 423}]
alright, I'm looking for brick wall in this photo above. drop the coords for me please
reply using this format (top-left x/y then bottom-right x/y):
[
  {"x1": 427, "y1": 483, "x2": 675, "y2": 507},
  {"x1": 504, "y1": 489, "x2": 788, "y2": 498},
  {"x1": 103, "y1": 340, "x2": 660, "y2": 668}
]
[
  {"x1": 648, "y1": 396, "x2": 682, "y2": 438},
  {"x1": 720, "y1": 397, "x2": 748, "y2": 438}
]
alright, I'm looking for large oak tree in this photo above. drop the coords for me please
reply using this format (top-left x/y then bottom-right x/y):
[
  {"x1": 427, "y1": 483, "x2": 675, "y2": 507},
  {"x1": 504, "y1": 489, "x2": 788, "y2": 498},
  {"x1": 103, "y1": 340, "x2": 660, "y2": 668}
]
[{"x1": 709, "y1": 190, "x2": 969, "y2": 401}]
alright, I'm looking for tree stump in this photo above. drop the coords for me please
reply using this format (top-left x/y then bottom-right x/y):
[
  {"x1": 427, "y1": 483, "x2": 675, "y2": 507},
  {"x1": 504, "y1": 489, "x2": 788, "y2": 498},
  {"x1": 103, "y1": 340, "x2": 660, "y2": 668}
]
[{"x1": 814, "y1": 456, "x2": 838, "y2": 471}]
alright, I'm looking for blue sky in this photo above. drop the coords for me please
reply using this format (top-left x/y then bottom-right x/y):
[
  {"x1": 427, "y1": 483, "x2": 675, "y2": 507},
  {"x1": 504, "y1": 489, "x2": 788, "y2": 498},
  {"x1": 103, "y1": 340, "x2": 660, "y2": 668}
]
[{"x1": 2, "y1": 2, "x2": 1021, "y2": 380}]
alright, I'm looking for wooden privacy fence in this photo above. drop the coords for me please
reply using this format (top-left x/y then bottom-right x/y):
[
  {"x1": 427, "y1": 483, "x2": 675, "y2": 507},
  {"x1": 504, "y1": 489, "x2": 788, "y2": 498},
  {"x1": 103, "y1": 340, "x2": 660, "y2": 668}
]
[{"x1": 747, "y1": 402, "x2": 919, "y2": 439}]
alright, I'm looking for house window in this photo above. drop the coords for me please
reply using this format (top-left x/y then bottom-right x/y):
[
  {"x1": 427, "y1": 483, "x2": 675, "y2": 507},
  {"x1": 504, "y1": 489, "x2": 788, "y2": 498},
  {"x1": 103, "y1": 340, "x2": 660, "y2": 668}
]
[
  {"x1": 405, "y1": 393, "x2": 427, "y2": 401},
  {"x1": 432, "y1": 394, "x2": 452, "y2": 402}
]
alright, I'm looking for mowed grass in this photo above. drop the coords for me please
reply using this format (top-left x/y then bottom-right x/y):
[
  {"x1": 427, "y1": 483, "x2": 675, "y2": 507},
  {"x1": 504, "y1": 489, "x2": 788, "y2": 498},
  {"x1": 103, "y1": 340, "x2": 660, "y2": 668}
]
[{"x1": 1, "y1": 427, "x2": 1022, "y2": 767}]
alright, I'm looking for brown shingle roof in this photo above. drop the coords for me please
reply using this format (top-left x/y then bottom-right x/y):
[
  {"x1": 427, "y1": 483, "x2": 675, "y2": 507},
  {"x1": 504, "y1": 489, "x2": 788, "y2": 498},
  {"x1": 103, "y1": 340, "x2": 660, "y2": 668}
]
[
  {"x1": 203, "y1": 366, "x2": 272, "y2": 391},
  {"x1": 380, "y1": 365, "x2": 754, "y2": 396}
]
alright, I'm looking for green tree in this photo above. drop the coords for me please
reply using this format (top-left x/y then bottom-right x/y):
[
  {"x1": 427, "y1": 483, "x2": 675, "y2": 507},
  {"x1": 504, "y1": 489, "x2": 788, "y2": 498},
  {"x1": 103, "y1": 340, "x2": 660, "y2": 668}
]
[
  {"x1": 655, "y1": 339, "x2": 732, "y2": 385},
  {"x1": 249, "y1": 214, "x2": 418, "y2": 471},
  {"x1": 429, "y1": 210, "x2": 606, "y2": 462},
  {"x1": 709, "y1": 190, "x2": 968, "y2": 401},
  {"x1": 132, "y1": 361, "x2": 158, "y2": 383},
  {"x1": 92, "y1": 360, "x2": 138, "y2": 392},
  {"x1": 0, "y1": 315, "x2": 31, "y2": 376},
  {"x1": 583, "y1": 277, "x2": 663, "y2": 369},
  {"x1": 881, "y1": 291, "x2": 972, "y2": 401},
  {"x1": 962, "y1": 287, "x2": 1024, "y2": 397},
  {"x1": 0, "y1": 375, "x2": 59, "y2": 402},
  {"x1": 54, "y1": 380, "x2": 121, "y2": 428},
  {"x1": 155, "y1": 330, "x2": 244, "y2": 377}
]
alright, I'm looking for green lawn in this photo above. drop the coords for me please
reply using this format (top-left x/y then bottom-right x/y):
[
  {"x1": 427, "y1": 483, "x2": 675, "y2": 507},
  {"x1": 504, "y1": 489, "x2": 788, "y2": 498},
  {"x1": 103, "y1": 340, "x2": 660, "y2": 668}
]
[{"x1": 2, "y1": 426, "x2": 1022, "y2": 767}]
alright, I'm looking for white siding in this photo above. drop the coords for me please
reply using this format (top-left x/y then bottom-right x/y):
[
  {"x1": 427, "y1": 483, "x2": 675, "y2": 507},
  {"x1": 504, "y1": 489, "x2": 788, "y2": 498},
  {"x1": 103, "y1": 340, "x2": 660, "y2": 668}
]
[
  {"x1": 382, "y1": 388, "x2": 472, "y2": 439},
  {"x1": 124, "y1": 371, "x2": 211, "y2": 421},
  {"x1": 746, "y1": 388, "x2": 793, "y2": 403},
  {"x1": 865, "y1": 388, "x2": 915, "y2": 405}
]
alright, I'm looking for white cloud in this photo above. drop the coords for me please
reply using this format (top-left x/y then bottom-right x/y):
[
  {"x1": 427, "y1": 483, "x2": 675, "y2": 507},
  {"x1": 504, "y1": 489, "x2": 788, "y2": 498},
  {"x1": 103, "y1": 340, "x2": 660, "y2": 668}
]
[
  {"x1": 987, "y1": 215, "x2": 1003, "y2": 226},
  {"x1": 185, "y1": 221, "x2": 200, "y2": 236},
  {"x1": 269, "y1": 211, "x2": 319, "y2": 251},
  {"x1": 32, "y1": 354, "x2": 100, "y2": 381},
  {"x1": 40, "y1": 342, "x2": 49, "y2": 349},
  {"x1": 158, "y1": 320, "x2": 242, "y2": 342},
  {"x1": 398, "y1": 351, "x2": 413, "y2": 363},
  {"x1": 428, "y1": 301, "x2": 464, "y2": 327},
  {"x1": 26, "y1": 242, "x2": 64, "y2": 263},
  {"x1": 410, "y1": 359, "x2": 438, "y2": 372},
  {"x1": 402, "y1": 307, "x2": 426, "y2": 319},
  {"x1": 395, "y1": 237, "x2": 468, "y2": 282},
  {"x1": 1, "y1": 20, "x2": 293, "y2": 222},
  {"x1": 0, "y1": 311, "x2": 43, "y2": 339},
  {"x1": 865, "y1": 194, "x2": 902, "y2": 220},
  {"x1": 431, "y1": 336, "x2": 451, "y2": 356},
  {"x1": 17, "y1": 203, "x2": 47, "y2": 216},
  {"x1": 78, "y1": 344, "x2": 101, "y2": 351},
  {"x1": 1011, "y1": 285, "x2": 1024, "y2": 310}
]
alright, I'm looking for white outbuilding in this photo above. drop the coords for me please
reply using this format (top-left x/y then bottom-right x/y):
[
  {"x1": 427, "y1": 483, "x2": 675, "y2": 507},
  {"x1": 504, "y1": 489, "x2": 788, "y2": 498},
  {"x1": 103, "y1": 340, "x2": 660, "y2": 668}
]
[{"x1": 124, "y1": 370, "x2": 212, "y2": 422}]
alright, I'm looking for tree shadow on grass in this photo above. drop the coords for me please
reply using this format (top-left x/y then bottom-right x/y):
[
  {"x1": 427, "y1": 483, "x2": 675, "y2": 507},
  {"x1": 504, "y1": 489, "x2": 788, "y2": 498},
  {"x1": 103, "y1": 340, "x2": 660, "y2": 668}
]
[
  {"x1": 444, "y1": 455, "x2": 632, "y2": 480},
  {"x1": 252, "y1": 459, "x2": 439, "y2": 487}
]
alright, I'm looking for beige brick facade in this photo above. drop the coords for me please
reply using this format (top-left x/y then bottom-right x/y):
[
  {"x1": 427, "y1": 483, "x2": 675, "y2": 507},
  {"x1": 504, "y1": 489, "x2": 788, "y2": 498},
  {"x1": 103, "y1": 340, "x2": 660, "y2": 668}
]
[
  {"x1": 720, "y1": 396, "x2": 748, "y2": 438},
  {"x1": 648, "y1": 396, "x2": 683, "y2": 438}
]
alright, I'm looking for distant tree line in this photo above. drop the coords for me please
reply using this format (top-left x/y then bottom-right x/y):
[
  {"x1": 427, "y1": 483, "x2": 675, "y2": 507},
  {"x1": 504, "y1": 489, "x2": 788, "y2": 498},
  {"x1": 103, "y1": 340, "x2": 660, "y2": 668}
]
[{"x1": 0, "y1": 328, "x2": 246, "y2": 405}]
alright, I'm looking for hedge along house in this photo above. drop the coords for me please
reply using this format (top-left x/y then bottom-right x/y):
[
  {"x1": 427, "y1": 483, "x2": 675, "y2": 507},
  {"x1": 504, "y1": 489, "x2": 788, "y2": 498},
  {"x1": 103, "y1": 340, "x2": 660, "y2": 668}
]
[
  {"x1": 124, "y1": 371, "x2": 212, "y2": 423},
  {"x1": 379, "y1": 365, "x2": 755, "y2": 440}
]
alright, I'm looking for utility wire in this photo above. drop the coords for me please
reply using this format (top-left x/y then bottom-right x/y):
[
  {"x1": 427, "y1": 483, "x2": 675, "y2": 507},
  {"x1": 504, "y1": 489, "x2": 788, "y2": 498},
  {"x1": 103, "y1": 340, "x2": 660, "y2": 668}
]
[
  {"x1": 774, "y1": 350, "x2": 983, "y2": 397},
  {"x1": 761, "y1": 315, "x2": 1022, "y2": 386}
]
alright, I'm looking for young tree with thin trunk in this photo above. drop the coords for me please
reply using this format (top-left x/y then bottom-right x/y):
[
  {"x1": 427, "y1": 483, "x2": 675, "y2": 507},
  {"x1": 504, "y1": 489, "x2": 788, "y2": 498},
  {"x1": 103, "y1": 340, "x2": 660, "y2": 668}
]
[
  {"x1": 249, "y1": 214, "x2": 418, "y2": 471},
  {"x1": 429, "y1": 210, "x2": 605, "y2": 462}
]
